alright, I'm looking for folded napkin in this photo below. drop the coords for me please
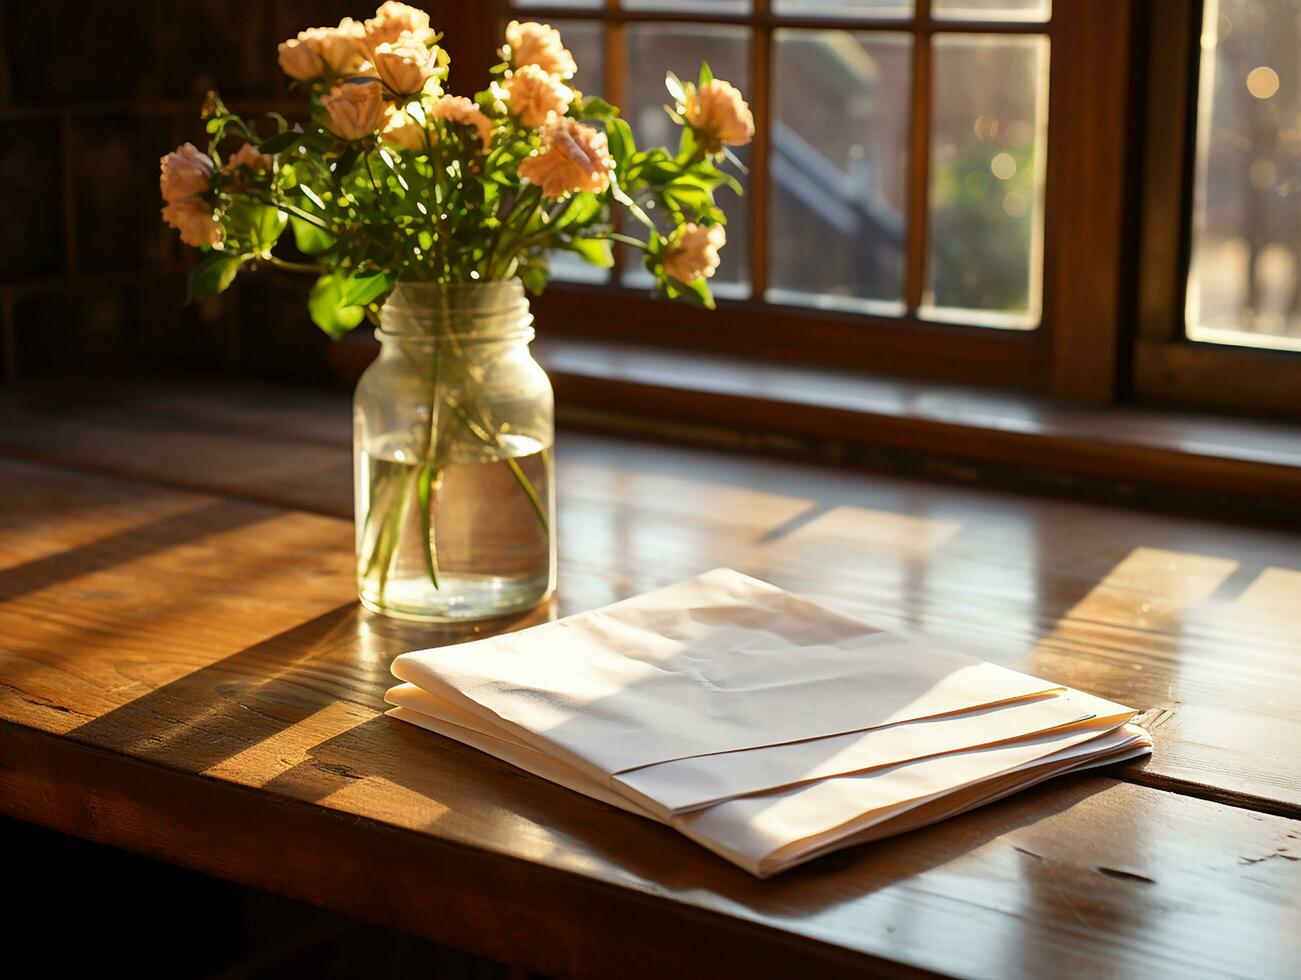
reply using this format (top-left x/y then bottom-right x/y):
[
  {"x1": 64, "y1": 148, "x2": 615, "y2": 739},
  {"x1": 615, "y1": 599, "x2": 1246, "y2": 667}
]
[{"x1": 387, "y1": 568, "x2": 1151, "y2": 876}]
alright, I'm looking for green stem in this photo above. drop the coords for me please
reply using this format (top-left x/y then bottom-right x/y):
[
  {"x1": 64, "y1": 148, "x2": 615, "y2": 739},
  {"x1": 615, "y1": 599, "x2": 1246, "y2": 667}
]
[
  {"x1": 373, "y1": 473, "x2": 410, "y2": 606},
  {"x1": 416, "y1": 462, "x2": 439, "y2": 589},
  {"x1": 506, "y1": 457, "x2": 550, "y2": 534},
  {"x1": 250, "y1": 196, "x2": 332, "y2": 232},
  {"x1": 265, "y1": 256, "x2": 322, "y2": 273},
  {"x1": 486, "y1": 186, "x2": 542, "y2": 278},
  {"x1": 588, "y1": 232, "x2": 651, "y2": 251},
  {"x1": 443, "y1": 394, "x2": 549, "y2": 536}
]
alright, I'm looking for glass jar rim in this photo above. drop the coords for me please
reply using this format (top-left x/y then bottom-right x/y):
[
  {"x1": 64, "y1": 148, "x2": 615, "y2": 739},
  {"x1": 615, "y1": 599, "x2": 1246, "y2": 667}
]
[{"x1": 378, "y1": 279, "x2": 533, "y2": 343}]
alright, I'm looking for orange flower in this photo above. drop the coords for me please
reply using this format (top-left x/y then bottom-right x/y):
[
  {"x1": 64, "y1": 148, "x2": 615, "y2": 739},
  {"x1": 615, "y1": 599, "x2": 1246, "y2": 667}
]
[
  {"x1": 162, "y1": 200, "x2": 222, "y2": 247},
  {"x1": 322, "y1": 81, "x2": 386, "y2": 141},
  {"x1": 663, "y1": 222, "x2": 726, "y2": 284},
  {"x1": 429, "y1": 95, "x2": 493, "y2": 153},
  {"x1": 277, "y1": 36, "x2": 325, "y2": 80},
  {"x1": 684, "y1": 79, "x2": 754, "y2": 154},
  {"x1": 382, "y1": 107, "x2": 428, "y2": 151},
  {"x1": 159, "y1": 143, "x2": 214, "y2": 203},
  {"x1": 503, "y1": 63, "x2": 573, "y2": 129},
  {"x1": 297, "y1": 19, "x2": 368, "y2": 78},
  {"x1": 364, "y1": 2, "x2": 434, "y2": 48},
  {"x1": 505, "y1": 20, "x2": 576, "y2": 79},
  {"x1": 223, "y1": 142, "x2": 274, "y2": 173},
  {"x1": 517, "y1": 117, "x2": 613, "y2": 200},
  {"x1": 373, "y1": 33, "x2": 440, "y2": 96}
]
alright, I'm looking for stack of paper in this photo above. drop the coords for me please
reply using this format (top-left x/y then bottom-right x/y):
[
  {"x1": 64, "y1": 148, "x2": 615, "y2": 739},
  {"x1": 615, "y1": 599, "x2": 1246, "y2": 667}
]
[{"x1": 386, "y1": 569, "x2": 1151, "y2": 877}]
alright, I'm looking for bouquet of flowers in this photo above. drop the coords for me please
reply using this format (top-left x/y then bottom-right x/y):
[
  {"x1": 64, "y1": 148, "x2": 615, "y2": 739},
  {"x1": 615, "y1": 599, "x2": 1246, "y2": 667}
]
[{"x1": 158, "y1": 2, "x2": 754, "y2": 334}]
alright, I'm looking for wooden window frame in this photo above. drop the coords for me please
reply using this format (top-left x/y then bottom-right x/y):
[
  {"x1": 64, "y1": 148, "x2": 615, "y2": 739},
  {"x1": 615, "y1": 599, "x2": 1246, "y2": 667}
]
[
  {"x1": 1134, "y1": 0, "x2": 1301, "y2": 419},
  {"x1": 478, "y1": 1, "x2": 1138, "y2": 399}
]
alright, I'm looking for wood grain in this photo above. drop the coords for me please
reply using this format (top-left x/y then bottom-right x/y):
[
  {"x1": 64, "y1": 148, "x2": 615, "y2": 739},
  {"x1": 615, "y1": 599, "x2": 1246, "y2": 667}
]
[
  {"x1": 1, "y1": 378, "x2": 1297, "y2": 813},
  {"x1": 0, "y1": 378, "x2": 1299, "y2": 977}
]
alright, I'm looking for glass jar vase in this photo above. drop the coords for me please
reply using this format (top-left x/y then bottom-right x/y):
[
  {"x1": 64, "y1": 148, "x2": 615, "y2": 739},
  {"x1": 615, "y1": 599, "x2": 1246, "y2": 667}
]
[{"x1": 353, "y1": 280, "x2": 555, "y2": 621}]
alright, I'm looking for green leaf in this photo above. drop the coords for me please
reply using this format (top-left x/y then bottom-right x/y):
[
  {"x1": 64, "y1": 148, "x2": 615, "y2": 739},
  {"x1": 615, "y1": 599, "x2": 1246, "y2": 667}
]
[
  {"x1": 570, "y1": 237, "x2": 613, "y2": 268},
  {"x1": 289, "y1": 215, "x2": 335, "y2": 255},
  {"x1": 677, "y1": 124, "x2": 699, "y2": 163},
  {"x1": 681, "y1": 276, "x2": 715, "y2": 310},
  {"x1": 663, "y1": 179, "x2": 715, "y2": 215},
  {"x1": 698, "y1": 61, "x2": 713, "y2": 87},
  {"x1": 187, "y1": 251, "x2": 243, "y2": 303},
  {"x1": 520, "y1": 261, "x2": 548, "y2": 295},
  {"x1": 341, "y1": 268, "x2": 395, "y2": 307},
  {"x1": 580, "y1": 96, "x2": 620, "y2": 121},
  {"x1": 606, "y1": 117, "x2": 636, "y2": 174},
  {"x1": 225, "y1": 201, "x2": 286, "y2": 254},
  {"x1": 307, "y1": 273, "x2": 366, "y2": 339},
  {"x1": 300, "y1": 127, "x2": 334, "y2": 153},
  {"x1": 258, "y1": 129, "x2": 302, "y2": 155},
  {"x1": 549, "y1": 192, "x2": 602, "y2": 233}
]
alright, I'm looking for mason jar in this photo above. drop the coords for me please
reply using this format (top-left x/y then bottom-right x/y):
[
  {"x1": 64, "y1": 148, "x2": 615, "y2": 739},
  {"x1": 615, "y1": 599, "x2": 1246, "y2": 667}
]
[{"x1": 353, "y1": 280, "x2": 555, "y2": 621}]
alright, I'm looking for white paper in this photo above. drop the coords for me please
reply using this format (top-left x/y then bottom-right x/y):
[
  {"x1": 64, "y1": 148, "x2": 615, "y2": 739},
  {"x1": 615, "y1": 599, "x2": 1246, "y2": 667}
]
[
  {"x1": 385, "y1": 569, "x2": 1152, "y2": 877},
  {"x1": 678, "y1": 724, "x2": 1151, "y2": 875},
  {"x1": 390, "y1": 568, "x2": 1065, "y2": 777},
  {"x1": 614, "y1": 688, "x2": 1136, "y2": 814},
  {"x1": 385, "y1": 688, "x2": 1149, "y2": 876}
]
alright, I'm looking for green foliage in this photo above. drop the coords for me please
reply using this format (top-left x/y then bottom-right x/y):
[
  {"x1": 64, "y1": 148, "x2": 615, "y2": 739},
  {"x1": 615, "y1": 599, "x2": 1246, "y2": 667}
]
[
  {"x1": 187, "y1": 250, "x2": 243, "y2": 302},
  {"x1": 290, "y1": 214, "x2": 335, "y2": 255},
  {"x1": 569, "y1": 238, "x2": 613, "y2": 268},
  {"x1": 169, "y1": 49, "x2": 748, "y2": 338},
  {"x1": 308, "y1": 268, "x2": 396, "y2": 338},
  {"x1": 224, "y1": 202, "x2": 286, "y2": 255},
  {"x1": 930, "y1": 140, "x2": 1035, "y2": 313}
]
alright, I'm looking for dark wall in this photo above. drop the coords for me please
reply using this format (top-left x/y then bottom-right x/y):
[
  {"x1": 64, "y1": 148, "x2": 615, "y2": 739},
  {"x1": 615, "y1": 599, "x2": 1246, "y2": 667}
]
[{"x1": 0, "y1": 1, "x2": 454, "y2": 384}]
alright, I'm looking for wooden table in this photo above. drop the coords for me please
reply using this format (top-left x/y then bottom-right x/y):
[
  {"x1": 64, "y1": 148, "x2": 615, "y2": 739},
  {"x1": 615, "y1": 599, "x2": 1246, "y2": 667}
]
[{"x1": 1, "y1": 376, "x2": 1298, "y2": 978}]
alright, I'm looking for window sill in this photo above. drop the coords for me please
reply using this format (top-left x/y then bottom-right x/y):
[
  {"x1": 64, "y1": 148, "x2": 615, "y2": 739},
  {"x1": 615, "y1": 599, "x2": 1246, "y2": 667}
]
[{"x1": 533, "y1": 337, "x2": 1301, "y2": 520}]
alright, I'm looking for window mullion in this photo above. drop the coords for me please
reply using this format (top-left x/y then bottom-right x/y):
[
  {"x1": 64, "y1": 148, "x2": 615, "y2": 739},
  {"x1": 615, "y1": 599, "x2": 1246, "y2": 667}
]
[
  {"x1": 904, "y1": 1, "x2": 934, "y2": 314},
  {"x1": 750, "y1": 0, "x2": 772, "y2": 299},
  {"x1": 605, "y1": 0, "x2": 627, "y2": 281}
]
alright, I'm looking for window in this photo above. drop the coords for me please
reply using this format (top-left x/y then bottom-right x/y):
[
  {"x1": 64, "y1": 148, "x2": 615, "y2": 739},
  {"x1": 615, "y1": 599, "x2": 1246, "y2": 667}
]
[
  {"x1": 1136, "y1": 0, "x2": 1301, "y2": 416},
  {"x1": 495, "y1": 2, "x2": 1295, "y2": 415},
  {"x1": 1186, "y1": 0, "x2": 1301, "y2": 353}
]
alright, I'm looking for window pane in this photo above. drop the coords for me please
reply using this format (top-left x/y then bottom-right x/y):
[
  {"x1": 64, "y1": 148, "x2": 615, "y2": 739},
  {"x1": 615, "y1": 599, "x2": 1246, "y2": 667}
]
[
  {"x1": 511, "y1": 0, "x2": 603, "y2": 8},
  {"x1": 922, "y1": 34, "x2": 1048, "y2": 329},
  {"x1": 768, "y1": 30, "x2": 911, "y2": 313},
  {"x1": 547, "y1": 21, "x2": 609, "y2": 285},
  {"x1": 623, "y1": 24, "x2": 752, "y2": 298},
  {"x1": 624, "y1": 1, "x2": 751, "y2": 13},
  {"x1": 1186, "y1": 0, "x2": 1301, "y2": 352},
  {"x1": 931, "y1": 0, "x2": 1050, "y2": 21},
  {"x1": 773, "y1": 1, "x2": 913, "y2": 17}
]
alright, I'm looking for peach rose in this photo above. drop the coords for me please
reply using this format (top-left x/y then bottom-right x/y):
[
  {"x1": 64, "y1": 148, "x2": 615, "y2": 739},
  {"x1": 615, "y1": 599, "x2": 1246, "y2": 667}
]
[
  {"x1": 322, "y1": 81, "x2": 386, "y2": 141},
  {"x1": 663, "y1": 222, "x2": 726, "y2": 284},
  {"x1": 373, "y1": 33, "x2": 439, "y2": 96},
  {"x1": 162, "y1": 200, "x2": 222, "y2": 247},
  {"x1": 503, "y1": 63, "x2": 573, "y2": 129},
  {"x1": 505, "y1": 20, "x2": 576, "y2": 79},
  {"x1": 382, "y1": 107, "x2": 428, "y2": 151},
  {"x1": 299, "y1": 19, "x2": 368, "y2": 77},
  {"x1": 517, "y1": 117, "x2": 613, "y2": 200},
  {"x1": 159, "y1": 143, "x2": 214, "y2": 203},
  {"x1": 429, "y1": 95, "x2": 493, "y2": 153},
  {"x1": 223, "y1": 142, "x2": 274, "y2": 173},
  {"x1": 278, "y1": 36, "x2": 325, "y2": 80},
  {"x1": 685, "y1": 79, "x2": 754, "y2": 153},
  {"x1": 365, "y1": 2, "x2": 433, "y2": 48}
]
